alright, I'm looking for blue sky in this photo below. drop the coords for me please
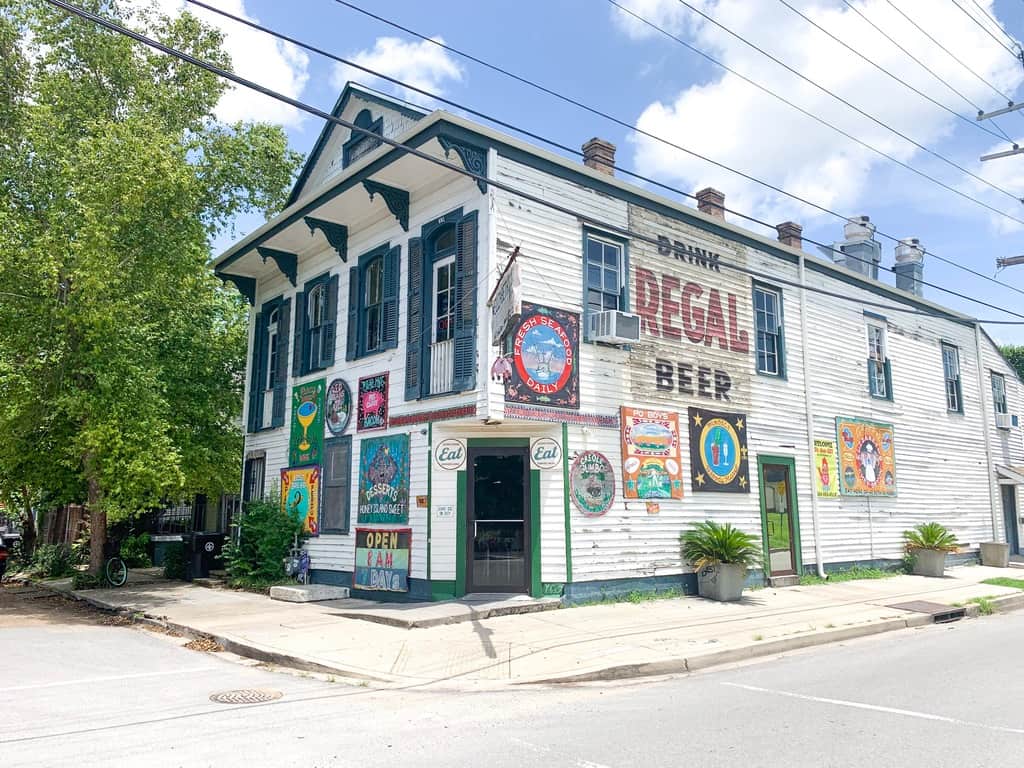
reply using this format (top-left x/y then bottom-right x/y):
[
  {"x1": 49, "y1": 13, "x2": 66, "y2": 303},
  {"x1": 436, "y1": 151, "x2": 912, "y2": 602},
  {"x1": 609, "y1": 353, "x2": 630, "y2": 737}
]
[{"x1": 154, "y1": 0, "x2": 1024, "y2": 344}]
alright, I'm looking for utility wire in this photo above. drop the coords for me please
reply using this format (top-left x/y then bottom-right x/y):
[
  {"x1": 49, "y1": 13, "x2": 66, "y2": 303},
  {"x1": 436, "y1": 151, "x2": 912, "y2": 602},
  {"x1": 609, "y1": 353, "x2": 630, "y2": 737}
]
[
  {"x1": 969, "y1": 0, "x2": 1021, "y2": 49},
  {"x1": 884, "y1": 0, "x2": 1019, "y2": 106},
  {"x1": 951, "y1": 0, "x2": 1019, "y2": 56},
  {"x1": 840, "y1": 0, "x2": 1014, "y2": 142},
  {"x1": 670, "y1": 0, "x2": 1022, "y2": 206},
  {"x1": 43, "y1": 0, "x2": 1024, "y2": 325},
  {"x1": 327, "y1": 0, "x2": 1024, "y2": 299},
  {"x1": 190, "y1": 0, "x2": 1024, "y2": 304}
]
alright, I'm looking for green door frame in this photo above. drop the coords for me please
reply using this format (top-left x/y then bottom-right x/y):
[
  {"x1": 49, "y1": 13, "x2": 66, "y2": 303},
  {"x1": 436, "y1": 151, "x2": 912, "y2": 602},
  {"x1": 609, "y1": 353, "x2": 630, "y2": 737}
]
[
  {"x1": 756, "y1": 455, "x2": 803, "y2": 576},
  {"x1": 454, "y1": 438, "x2": 542, "y2": 598}
]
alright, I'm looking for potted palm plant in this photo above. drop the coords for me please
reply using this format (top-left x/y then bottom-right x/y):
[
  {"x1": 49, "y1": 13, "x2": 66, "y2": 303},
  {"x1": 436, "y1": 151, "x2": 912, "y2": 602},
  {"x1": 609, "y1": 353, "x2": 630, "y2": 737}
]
[
  {"x1": 902, "y1": 522, "x2": 959, "y2": 577},
  {"x1": 681, "y1": 521, "x2": 762, "y2": 602}
]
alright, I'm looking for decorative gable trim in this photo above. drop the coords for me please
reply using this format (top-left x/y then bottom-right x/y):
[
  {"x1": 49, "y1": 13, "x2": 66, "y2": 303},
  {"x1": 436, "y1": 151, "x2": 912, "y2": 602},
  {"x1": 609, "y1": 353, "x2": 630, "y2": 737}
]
[
  {"x1": 305, "y1": 216, "x2": 349, "y2": 262},
  {"x1": 256, "y1": 247, "x2": 298, "y2": 286},
  {"x1": 216, "y1": 273, "x2": 255, "y2": 306},
  {"x1": 363, "y1": 179, "x2": 410, "y2": 232},
  {"x1": 438, "y1": 133, "x2": 487, "y2": 193}
]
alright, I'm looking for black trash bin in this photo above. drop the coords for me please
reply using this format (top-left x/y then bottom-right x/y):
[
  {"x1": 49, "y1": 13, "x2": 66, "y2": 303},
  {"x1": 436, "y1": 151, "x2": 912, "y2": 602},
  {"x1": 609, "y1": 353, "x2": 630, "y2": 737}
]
[{"x1": 182, "y1": 532, "x2": 226, "y2": 580}]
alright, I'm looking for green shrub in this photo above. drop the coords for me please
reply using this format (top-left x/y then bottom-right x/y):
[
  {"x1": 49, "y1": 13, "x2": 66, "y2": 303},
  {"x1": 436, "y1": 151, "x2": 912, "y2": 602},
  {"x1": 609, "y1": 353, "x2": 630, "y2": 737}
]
[
  {"x1": 224, "y1": 494, "x2": 303, "y2": 589},
  {"x1": 681, "y1": 521, "x2": 761, "y2": 570},
  {"x1": 162, "y1": 542, "x2": 187, "y2": 581},
  {"x1": 902, "y1": 522, "x2": 959, "y2": 553},
  {"x1": 120, "y1": 533, "x2": 152, "y2": 568},
  {"x1": 30, "y1": 544, "x2": 75, "y2": 578},
  {"x1": 72, "y1": 571, "x2": 103, "y2": 590}
]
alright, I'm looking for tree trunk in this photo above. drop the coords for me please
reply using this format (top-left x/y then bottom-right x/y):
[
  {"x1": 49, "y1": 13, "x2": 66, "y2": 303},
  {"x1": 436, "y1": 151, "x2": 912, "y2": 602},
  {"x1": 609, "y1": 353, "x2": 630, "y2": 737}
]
[
  {"x1": 87, "y1": 475, "x2": 105, "y2": 576},
  {"x1": 18, "y1": 487, "x2": 36, "y2": 560}
]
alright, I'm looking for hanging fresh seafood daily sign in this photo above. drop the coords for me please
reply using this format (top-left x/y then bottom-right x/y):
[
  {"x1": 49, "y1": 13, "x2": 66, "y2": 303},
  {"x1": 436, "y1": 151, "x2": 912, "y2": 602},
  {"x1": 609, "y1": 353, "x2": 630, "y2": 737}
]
[{"x1": 626, "y1": 205, "x2": 754, "y2": 410}]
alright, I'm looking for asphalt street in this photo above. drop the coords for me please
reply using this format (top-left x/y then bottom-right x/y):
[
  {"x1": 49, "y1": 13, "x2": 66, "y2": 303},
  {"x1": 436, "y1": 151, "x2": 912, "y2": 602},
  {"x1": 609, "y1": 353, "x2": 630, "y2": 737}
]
[{"x1": 3, "y1": 584, "x2": 1022, "y2": 767}]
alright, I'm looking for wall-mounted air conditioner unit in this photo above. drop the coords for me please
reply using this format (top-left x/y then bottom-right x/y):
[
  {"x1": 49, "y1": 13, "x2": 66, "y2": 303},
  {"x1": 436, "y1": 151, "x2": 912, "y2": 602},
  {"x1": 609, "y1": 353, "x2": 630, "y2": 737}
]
[
  {"x1": 995, "y1": 413, "x2": 1015, "y2": 430},
  {"x1": 590, "y1": 310, "x2": 640, "y2": 344}
]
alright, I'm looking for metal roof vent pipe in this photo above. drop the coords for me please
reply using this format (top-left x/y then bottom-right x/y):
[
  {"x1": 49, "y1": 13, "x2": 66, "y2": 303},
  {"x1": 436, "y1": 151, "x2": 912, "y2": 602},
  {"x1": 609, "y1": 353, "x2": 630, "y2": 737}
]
[
  {"x1": 895, "y1": 237, "x2": 925, "y2": 297},
  {"x1": 827, "y1": 214, "x2": 881, "y2": 280}
]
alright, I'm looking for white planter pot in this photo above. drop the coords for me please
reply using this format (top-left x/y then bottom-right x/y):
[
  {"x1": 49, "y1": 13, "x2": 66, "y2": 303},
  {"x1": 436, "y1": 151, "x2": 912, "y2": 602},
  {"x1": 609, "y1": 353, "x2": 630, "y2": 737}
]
[
  {"x1": 911, "y1": 548, "x2": 947, "y2": 578},
  {"x1": 697, "y1": 562, "x2": 748, "y2": 602},
  {"x1": 980, "y1": 542, "x2": 1010, "y2": 568}
]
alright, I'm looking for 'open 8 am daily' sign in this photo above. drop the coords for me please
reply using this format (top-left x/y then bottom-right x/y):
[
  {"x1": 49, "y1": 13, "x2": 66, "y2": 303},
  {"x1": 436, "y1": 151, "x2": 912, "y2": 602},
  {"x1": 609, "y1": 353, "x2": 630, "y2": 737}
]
[{"x1": 354, "y1": 528, "x2": 411, "y2": 592}]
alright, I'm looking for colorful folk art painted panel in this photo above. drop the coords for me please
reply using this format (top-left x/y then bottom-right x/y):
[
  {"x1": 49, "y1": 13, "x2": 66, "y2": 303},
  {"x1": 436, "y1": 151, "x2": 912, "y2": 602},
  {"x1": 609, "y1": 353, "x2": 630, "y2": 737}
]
[
  {"x1": 687, "y1": 407, "x2": 751, "y2": 493},
  {"x1": 325, "y1": 378, "x2": 352, "y2": 436},
  {"x1": 354, "y1": 528, "x2": 411, "y2": 592},
  {"x1": 814, "y1": 439, "x2": 839, "y2": 498},
  {"x1": 835, "y1": 418, "x2": 896, "y2": 496},
  {"x1": 289, "y1": 379, "x2": 325, "y2": 466},
  {"x1": 504, "y1": 303, "x2": 580, "y2": 410},
  {"x1": 281, "y1": 465, "x2": 320, "y2": 536},
  {"x1": 357, "y1": 434, "x2": 410, "y2": 524},
  {"x1": 620, "y1": 407, "x2": 684, "y2": 499},
  {"x1": 569, "y1": 450, "x2": 616, "y2": 517},
  {"x1": 357, "y1": 373, "x2": 389, "y2": 432}
]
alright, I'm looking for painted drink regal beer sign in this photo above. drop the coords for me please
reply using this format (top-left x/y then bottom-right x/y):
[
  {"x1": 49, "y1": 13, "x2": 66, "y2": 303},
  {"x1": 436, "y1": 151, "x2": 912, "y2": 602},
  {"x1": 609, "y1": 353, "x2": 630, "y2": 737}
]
[{"x1": 627, "y1": 205, "x2": 754, "y2": 409}]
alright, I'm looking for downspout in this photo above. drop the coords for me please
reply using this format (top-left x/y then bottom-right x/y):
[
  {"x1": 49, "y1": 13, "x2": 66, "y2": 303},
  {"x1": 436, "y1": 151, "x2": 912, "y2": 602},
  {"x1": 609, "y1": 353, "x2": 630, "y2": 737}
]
[
  {"x1": 798, "y1": 252, "x2": 827, "y2": 578},
  {"x1": 973, "y1": 322, "x2": 1000, "y2": 541}
]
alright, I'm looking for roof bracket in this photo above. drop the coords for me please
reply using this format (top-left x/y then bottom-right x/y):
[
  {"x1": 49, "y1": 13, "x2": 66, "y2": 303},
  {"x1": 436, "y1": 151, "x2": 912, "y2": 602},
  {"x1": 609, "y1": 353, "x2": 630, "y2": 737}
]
[
  {"x1": 439, "y1": 133, "x2": 488, "y2": 194},
  {"x1": 305, "y1": 217, "x2": 349, "y2": 262},
  {"x1": 256, "y1": 246, "x2": 298, "y2": 286},
  {"x1": 216, "y1": 272, "x2": 256, "y2": 306},
  {"x1": 363, "y1": 180, "x2": 409, "y2": 232}
]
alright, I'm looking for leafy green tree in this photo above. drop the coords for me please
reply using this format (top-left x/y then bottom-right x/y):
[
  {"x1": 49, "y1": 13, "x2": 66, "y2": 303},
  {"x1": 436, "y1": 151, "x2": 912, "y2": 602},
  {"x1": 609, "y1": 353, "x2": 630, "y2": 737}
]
[
  {"x1": 1000, "y1": 345, "x2": 1024, "y2": 382},
  {"x1": 0, "y1": 0, "x2": 301, "y2": 572}
]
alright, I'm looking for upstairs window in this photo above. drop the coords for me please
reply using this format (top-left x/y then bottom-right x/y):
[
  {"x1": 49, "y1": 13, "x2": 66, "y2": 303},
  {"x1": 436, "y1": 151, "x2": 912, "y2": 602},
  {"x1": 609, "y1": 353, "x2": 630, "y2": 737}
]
[
  {"x1": 347, "y1": 244, "x2": 400, "y2": 361},
  {"x1": 753, "y1": 283, "x2": 785, "y2": 377},
  {"x1": 992, "y1": 372, "x2": 1008, "y2": 415},
  {"x1": 866, "y1": 318, "x2": 892, "y2": 400},
  {"x1": 293, "y1": 272, "x2": 338, "y2": 378},
  {"x1": 942, "y1": 343, "x2": 962, "y2": 413},
  {"x1": 342, "y1": 109, "x2": 383, "y2": 169},
  {"x1": 583, "y1": 230, "x2": 627, "y2": 340},
  {"x1": 248, "y1": 296, "x2": 290, "y2": 433}
]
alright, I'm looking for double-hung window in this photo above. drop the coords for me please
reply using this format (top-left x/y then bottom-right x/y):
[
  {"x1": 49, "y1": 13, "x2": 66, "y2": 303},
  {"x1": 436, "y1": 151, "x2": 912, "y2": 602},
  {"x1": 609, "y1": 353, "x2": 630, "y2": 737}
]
[
  {"x1": 866, "y1": 318, "x2": 892, "y2": 400},
  {"x1": 941, "y1": 343, "x2": 962, "y2": 413},
  {"x1": 347, "y1": 244, "x2": 400, "y2": 360},
  {"x1": 248, "y1": 296, "x2": 290, "y2": 432},
  {"x1": 583, "y1": 230, "x2": 626, "y2": 340},
  {"x1": 753, "y1": 283, "x2": 785, "y2": 377},
  {"x1": 242, "y1": 456, "x2": 265, "y2": 503},
  {"x1": 992, "y1": 372, "x2": 1008, "y2": 415},
  {"x1": 294, "y1": 272, "x2": 338, "y2": 377}
]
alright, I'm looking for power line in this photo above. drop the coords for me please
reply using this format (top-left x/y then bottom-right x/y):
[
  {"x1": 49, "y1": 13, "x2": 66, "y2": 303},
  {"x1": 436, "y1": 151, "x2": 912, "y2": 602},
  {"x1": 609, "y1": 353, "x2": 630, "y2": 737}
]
[
  {"x1": 950, "y1": 0, "x2": 1019, "y2": 57},
  {"x1": 839, "y1": 0, "x2": 1014, "y2": 142},
  {"x1": 883, "y1": 0, "x2": 1020, "y2": 108},
  {"x1": 43, "y1": 0, "x2": 1024, "y2": 325},
  {"x1": 969, "y1": 0, "x2": 1021, "y2": 49},
  {"x1": 325, "y1": 0, "x2": 1024, "y2": 300},
  {"x1": 669, "y1": 0, "x2": 1022, "y2": 206},
  {"x1": 188, "y1": 0, "x2": 1024, "y2": 305}
]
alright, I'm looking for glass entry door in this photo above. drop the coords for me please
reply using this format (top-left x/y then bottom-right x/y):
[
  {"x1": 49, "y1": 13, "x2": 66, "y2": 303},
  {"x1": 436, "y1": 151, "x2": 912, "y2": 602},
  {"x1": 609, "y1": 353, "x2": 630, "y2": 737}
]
[
  {"x1": 758, "y1": 459, "x2": 799, "y2": 577},
  {"x1": 467, "y1": 448, "x2": 530, "y2": 593}
]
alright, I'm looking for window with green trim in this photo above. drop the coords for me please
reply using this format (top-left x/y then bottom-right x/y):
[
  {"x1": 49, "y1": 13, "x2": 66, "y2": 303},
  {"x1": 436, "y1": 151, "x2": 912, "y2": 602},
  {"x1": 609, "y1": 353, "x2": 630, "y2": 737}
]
[
  {"x1": 293, "y1": 272, "x2": 338, "y2": 377},
  {"x1": 866, "y1": 320, "x2": 892, "y2": 400},
  {"x1": 942, "y1": 343, "x2": 962, "y2": 413},
  {"x1": 754, "y1": 283, "x2": 785, "y2": 377},
  {"x1": 583, "y1": 230, "x2": 627, "y2": 341},
  {"x1": 347, "y1": 244, "x2": 400, "y2": 360}
]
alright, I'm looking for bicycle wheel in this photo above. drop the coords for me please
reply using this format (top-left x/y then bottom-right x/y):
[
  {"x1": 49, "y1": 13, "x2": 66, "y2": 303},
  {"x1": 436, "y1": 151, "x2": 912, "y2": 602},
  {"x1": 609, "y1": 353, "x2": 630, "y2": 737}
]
[{"x1": 105, "y1": 556, "x2": 128, "y2": 587}]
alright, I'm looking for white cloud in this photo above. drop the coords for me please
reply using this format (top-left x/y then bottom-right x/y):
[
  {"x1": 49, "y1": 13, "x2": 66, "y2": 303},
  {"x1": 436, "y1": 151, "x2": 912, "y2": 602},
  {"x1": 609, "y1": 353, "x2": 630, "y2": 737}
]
[
  {"x1": 330, "y1": 36, "x2": 464, "y2": 108},
  {"x1": 611, "y1": 0, "x2": 1024, "y2": 226},
  {"x1": 124, "y1": 0, "x2": 309, "y2": 127}
]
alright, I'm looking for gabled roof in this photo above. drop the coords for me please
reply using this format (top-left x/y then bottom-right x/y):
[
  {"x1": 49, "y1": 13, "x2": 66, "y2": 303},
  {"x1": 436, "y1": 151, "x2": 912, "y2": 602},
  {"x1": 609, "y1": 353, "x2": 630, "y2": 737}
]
[{"x1": 285, "y1": 82, "x2": 428, "y2": 207}]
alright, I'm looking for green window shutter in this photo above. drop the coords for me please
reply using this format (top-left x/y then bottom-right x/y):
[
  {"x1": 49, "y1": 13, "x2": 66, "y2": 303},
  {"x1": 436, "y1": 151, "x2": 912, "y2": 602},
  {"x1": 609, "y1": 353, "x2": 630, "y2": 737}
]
[
  {"x1": 955, "y1": 376, "x2": 964, "y2": 413},
  {"x1": 776, "y1": 321, "x2": 786, "y2": 378},
  {"x1": 405, "y1": 237, "x2": 424, "y2": 400},
  {"x1": 884, "y1": 358, "x2": 893, "y2": 400},
  {"x1": 271, "y1": 298, "x2": 290, "y2": 428},
  {"x1": 292, "y1": 290, "x2": 306, "y2": 377},
  {"x1": 453, "y1": 211, "x2": 478, "y2": 392},
  {"x1": 346, "y1": 267, "x2": 359, "y2": 361},
  {"x1": 866, "y1": 356, "x2": 874, "y2": 396},
  {"x1": 382, "y1": 245, "x2": 401, "y2": 350},
  {"x1": 320, "y1": 274, "x2": 339, "y2": 368},
  {"x1": 248, "y1": 311, "x2": 266, "y2": 432}
]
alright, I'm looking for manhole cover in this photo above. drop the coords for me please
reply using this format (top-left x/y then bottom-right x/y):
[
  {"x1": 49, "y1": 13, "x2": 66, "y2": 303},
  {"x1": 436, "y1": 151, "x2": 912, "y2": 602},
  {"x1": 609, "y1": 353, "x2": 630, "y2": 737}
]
[{"x1": 209, "y1": 689, "x2": 282, "y2": 705}]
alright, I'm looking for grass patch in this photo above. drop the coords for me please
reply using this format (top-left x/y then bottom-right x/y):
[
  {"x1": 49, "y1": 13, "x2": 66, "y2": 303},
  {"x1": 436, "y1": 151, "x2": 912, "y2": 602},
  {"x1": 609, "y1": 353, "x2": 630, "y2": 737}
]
[
  {"x1": 969, "y1": 596, "x2": 996, "y2": 615},
  {"x1": 799, "y1": 566, "x2": 901, "y2": 586},
  {"x1": 572, "y1": 587, "x2": 684, "y2": 607},
  {"x1": 981, "y1": 577, "x2": 1024, "y2": 590}
]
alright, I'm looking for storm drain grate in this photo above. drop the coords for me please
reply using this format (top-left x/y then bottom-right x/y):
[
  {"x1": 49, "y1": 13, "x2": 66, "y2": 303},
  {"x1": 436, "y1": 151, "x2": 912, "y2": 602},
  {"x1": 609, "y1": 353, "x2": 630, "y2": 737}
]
[
  {"x1": 209, "y1": 688, "x2": 282, "y2": 705},
  {"x1": 888, "y1": 600, "x2": 966, "y2": 624}
]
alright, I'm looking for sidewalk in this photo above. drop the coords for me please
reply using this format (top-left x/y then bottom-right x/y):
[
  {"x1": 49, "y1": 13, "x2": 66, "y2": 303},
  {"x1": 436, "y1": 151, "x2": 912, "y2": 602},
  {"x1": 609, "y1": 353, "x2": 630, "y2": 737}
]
[{"x1": 34, "y1": 565, "x2": 1024, "y2": 689}]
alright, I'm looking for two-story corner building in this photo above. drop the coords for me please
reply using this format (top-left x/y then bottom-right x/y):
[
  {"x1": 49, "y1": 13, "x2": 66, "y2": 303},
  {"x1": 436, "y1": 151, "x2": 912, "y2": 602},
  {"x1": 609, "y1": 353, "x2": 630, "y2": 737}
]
[{"x1": 213, "y1": 82, "x2": 1024, "y2": 603}]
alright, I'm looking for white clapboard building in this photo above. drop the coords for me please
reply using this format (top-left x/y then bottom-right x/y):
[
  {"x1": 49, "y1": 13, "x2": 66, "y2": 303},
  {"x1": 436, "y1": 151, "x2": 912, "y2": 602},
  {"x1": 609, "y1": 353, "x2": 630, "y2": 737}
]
[{"x1": 213, "y1": 83, "x2": 1024, "y2": 601}]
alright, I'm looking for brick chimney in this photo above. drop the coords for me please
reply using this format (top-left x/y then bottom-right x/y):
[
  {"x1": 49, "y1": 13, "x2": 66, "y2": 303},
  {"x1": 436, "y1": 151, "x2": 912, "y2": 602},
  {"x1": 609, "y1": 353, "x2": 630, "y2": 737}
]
[
  {"x1": 582, "y1": 137, "x2": 616, "y2": 176},
  {"x1": 894, "y1": 237, "x2": 924, "y2": 297},
  {"x1": 696, "y1": 187, "x2": 725, "y2": 218},
  {"x1": 776, "y1": 221, "x2": 802, "y2": 249}
]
